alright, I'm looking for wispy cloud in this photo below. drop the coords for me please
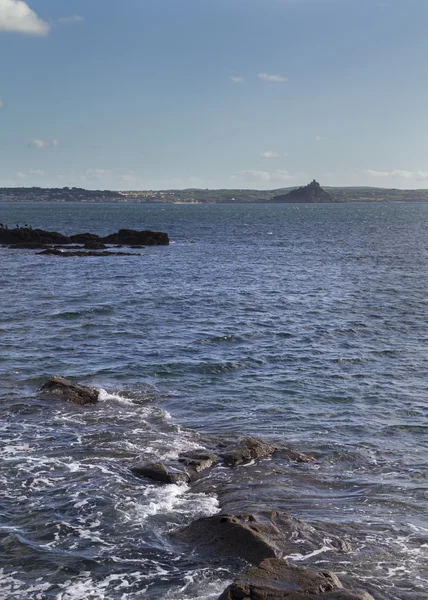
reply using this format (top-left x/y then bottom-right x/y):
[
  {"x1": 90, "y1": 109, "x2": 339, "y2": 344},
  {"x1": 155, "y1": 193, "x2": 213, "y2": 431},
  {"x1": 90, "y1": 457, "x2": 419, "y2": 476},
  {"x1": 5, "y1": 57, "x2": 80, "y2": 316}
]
[
  {"x1": 57, "y1": 14, "x2": 84, "y2": 24},
  {"x1": 30, "y1": 139, "x2": 59, "y2": 149},
  {"x1": 260, "y1": 151, "x2": 280, "y2": 159},
  {"x1": 258, "y1": 72, "x2": 288, "y2": 83},
  {"x1": 0, "y1": 0, "x2": 50, "y2": 35},
  {"x1": 315, "y1": 135, "x2": 327, "y2": 141},
  {"x1": 364, "y1": 169, "x2": 428, "y2": 180},
  {"x1": 85, "y1": 168, "x2": 111, "y2": 178},
  {"x1": 230, "y1": 75, "x2": 244, "y2": 84},
  {"x1": 233, "y1": 169, "x2": 304, "y2": 184}
]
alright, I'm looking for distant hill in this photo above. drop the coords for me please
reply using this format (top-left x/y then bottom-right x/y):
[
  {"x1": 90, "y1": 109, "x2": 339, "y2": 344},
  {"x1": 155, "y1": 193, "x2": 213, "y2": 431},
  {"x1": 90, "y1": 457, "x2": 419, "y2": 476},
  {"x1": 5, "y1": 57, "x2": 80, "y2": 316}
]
[
  {"x1": 270, "y1": 180, "x2": 335, "y2": 203},
  {"x1": 1, "y1": 185, "x2": 428, "y2": 204}
]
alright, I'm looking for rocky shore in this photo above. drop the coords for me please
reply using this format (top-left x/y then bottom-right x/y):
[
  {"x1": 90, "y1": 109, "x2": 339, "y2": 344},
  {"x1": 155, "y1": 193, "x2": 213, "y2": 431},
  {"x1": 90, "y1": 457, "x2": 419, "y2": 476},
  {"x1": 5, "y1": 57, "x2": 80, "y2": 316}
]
[
  {"x1": 39, "y1": 377, "x2": 378, "y2": 600},
  {"x1": 0, "y1": 226, "x2": 169, "y2": 255}
]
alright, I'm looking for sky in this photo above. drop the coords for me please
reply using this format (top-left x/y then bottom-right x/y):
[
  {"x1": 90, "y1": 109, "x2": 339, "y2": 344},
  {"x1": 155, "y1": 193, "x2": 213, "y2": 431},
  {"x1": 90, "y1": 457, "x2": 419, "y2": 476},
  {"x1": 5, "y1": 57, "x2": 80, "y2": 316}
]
[{"x1": 0, "y1": 0, "x2": 427, "y2": 190}]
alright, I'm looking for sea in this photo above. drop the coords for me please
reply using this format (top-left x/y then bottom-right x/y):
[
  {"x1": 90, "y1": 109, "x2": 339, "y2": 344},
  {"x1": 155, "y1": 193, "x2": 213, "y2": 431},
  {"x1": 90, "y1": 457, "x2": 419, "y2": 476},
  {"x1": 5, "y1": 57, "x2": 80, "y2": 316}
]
[{"x1": 0, "y1": 201, "x2": 427, "y2": 600}]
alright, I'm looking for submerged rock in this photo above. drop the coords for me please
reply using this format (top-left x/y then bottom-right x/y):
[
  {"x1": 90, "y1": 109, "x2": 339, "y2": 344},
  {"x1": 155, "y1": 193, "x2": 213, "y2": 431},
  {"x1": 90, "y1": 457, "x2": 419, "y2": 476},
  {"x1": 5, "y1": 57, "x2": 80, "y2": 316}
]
[
  {"x1": 178, "y1": 450, "x2": 219, "y2": 473},
  {"x1": 83, "y1": 241, "x2": 107, "y2": 250},
  {"x1": 131, "y1": 462, "x2": 190, "y2": 485},
  {"x1": 175, "y1": 511, "x2": 349, "y2": 565},
  {"x1": 218, "y1": 558, "x2": 374, "y2": 600},
  {"x1": 220, "y1": 437, "x2": 279, "y2": 466},
  {"x1": 37, "y1": 249, "x2": 140, "y2": 257},
  {"x1": 40, "y1": 377, "x2": 99, "y2": 405}
]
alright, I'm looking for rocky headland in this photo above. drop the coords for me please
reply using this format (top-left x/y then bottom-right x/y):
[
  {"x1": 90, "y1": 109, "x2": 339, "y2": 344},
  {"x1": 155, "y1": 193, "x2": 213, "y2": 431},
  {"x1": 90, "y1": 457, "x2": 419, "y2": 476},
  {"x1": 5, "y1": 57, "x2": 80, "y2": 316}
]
[{"x1": 270, "y1": 180, "x2": 334, "y2": 203}]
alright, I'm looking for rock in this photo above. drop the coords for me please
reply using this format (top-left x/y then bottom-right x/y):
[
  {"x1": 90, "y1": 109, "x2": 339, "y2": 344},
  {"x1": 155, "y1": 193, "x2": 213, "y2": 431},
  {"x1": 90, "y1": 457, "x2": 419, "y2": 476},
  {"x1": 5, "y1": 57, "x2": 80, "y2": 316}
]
[
  {"x1": 101, "y1": 229, "x2": 169, "y2": 246},
  {"x1": 271, "y1": 180, "x2": 334, "y2": 204},
  {"x1": 83, "y1": 241, "x2": 107, "y2": 250},
  {"x1": 131, "y1": 462, "x2": 190, "y2": 485},
  {"x1": 37, "y1": 249, "x2": 140, "y2": 257},
  {"x1": 220, "y1": 438, "x2": 278, "y2": 466},
  {"x1": 175, "y1": 514, "x2": 277, "y2": 564},
  {"x1": 0, "y1": 227, "x2": 169, "y2": 249},
  {"x1": 218, "y1": 558, "x2": 374, "y2": 600},
  {"x1": 0, "y1": 227, "x2": 71, "y2": 246},
  {"x1": 279, "y1": 448, "x2": 316, "y2": 463},
  {"x1": 178, "y1": 450, "x2": 219, "y2": 473},
  {"x1": 10, "y1": 242, "x2": 48, "y2": 249},
  {"x1": 69, "y1": 233, "x2": 101, "y2": 244},
  {"x1": 40, "y1": 377, "x2": 99, "y2": 405},
  {"x1": 175, "y1": 511, "x2": 349, "y2": 565}
]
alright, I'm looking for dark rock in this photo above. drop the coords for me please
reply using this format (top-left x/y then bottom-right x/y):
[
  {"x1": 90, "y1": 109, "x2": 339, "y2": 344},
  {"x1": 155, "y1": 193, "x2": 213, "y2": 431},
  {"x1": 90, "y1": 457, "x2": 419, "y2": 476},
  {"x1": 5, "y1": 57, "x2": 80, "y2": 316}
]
[
  {"x1": 101, "y1": 229, "x2": 169, "y2": 246},
  {"x1": 0, "y1": 227, "x2": 169, "y2": 249},
  {"x1": 69, "y1": 233, "x2": 101, "y2": 244},
  {"x1": 40, "y1": 376, "x2": 99, "y2": 405},
  {"x1": 271, "y1": 180, "x2": 334, "y2": 204},
  {"x1": 218, "y1": 558, "x2": 374, "y2": 600},
  {"x1": 10, "y1": 242, "x2": 48, "y2": 249},
  {"x1": 37, "y1": 249, "x2": 140, "y2": 257},
  {"x1": 131, "y1": 462, "x2": 190, "y2": 485},
  {"x1": 279, "y1": 448, "x2": 316, "y2": 463},
  {"x1": 175, "y1": 514, "x2": 277, "y2": 565},
  {"x1": 220, "y1": 438, "x2": 279, "y2": 466},
  {"x1": 178, "y1": 450, "x2": 219, "y2": 473},
  {"x1": 83, "y1": 241, "x2": 107, "y2": 250},
  {"x1": 175, "y1": 511, "x2": 349, "y2": 565},
  {"x1": 0, "y1": 227, "x2": 71, "y2": 246}
]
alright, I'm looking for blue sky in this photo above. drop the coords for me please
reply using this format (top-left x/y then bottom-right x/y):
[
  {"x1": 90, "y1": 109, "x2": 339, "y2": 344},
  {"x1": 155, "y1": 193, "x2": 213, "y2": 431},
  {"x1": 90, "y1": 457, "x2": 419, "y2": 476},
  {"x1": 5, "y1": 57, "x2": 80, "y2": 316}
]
[{"x1": 0, "y1": 0, "x2": 427, "y2": 190}]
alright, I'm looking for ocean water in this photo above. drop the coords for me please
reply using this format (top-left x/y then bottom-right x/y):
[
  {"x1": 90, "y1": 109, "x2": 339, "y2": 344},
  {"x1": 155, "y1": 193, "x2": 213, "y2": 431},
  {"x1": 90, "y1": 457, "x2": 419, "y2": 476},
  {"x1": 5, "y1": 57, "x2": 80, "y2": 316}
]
[{"x1": 0, "y1": 202, "x2": 427, "y2": 600}]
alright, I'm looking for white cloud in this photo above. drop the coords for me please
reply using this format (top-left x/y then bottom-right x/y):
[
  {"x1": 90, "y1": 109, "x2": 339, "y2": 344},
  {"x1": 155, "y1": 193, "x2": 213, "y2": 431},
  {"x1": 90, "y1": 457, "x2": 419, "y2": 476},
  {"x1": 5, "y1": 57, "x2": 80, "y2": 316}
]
[
  {"x1": 261, "y1": 151, "x2": 280, "y2": 159},
  {"x1": 57, "y1": 14, "x2": 83, "y2": 24},
  {"x1": 29, "y1": 169, "x2": 44, "y2": 175},
  {"x1": 30, "y1": 139, "x2": 59, "y2": 148},
  {"x1": 233, "y1": 169, "x2": 302, "y2": 184},
  {"x1": 16, "y1": 171, "x2": 26, "y2": 179},
  {"x1": 85, "y1": 168, "x2": 112, "y2": 178},
  {"x1": 390, "y1": 169, "x2": 413, "y2": 179},
  {"x1": 0, "y1": 0, "x2": 50, "y2": 35},
  {"x1": 364, "y1": 169, "x2": 428, "y2": 180},
  {"x1": 230, "y1": 75, "x2": 244, "y2": 84},
  {"x1": 364, "y1": 169, "x2": 389, "y2": 177},
  {"x1": 315, "y1": 135, "x2": 328, "y2": 141},
  {"x1": 258, "y1": 72, "x2": 288, "y2": 83}
]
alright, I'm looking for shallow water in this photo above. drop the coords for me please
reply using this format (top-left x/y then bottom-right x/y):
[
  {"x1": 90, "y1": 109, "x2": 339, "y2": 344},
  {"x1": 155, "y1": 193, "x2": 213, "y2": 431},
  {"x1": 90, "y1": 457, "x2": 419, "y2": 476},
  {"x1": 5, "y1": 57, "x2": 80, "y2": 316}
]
[{"x1": 0, "y1": 202, "x2": 427, "y2": 599}]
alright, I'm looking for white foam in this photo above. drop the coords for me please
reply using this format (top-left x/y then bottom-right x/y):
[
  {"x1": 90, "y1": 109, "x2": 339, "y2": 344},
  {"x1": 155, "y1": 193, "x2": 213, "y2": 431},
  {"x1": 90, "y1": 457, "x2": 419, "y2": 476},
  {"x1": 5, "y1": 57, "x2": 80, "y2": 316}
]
[
  {"x1": 284, "y1": 538, "x2": 339, "y2": 562},
  {"x1": 98, "y1": 389, "x2": 134, "y2": 406}
]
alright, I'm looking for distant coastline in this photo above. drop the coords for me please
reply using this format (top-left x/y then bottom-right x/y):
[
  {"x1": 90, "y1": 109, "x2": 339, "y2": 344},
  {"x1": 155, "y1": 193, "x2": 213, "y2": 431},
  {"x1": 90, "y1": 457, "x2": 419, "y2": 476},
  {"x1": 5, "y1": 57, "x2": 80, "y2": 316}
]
[{"x1": 1, "y1": 185, "x2": 428, "y2": 204}]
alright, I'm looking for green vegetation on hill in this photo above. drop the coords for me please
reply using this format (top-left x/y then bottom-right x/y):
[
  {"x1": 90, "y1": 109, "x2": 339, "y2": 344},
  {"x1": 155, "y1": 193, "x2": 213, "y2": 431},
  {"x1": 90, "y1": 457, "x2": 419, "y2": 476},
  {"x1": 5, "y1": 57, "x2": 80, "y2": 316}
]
[{"x1": 1, "y1": 185, "x2": 428, "y2": 204}]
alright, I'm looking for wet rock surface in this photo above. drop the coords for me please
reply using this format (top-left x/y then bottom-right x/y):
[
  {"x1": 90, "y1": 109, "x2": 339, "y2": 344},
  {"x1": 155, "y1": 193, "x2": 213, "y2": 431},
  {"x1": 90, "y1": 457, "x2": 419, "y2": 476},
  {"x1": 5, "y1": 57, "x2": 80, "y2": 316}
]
[
  {"x1": 219, "y1": 437, "x2": 280, "y2": 466},
  {"x1": 218, "y1": 558, "x2": 374, "y2": 600},
  {"x1": 178, "y1": 450, "x2": 219, "y2": 473},
  {"x1": 175, "y1": 511, "x2": 349, "y2": 565},
  {"x1": 131, "y1": 462, "x2": 191, "y2": 485},
  {"x1": 40, "y1": 377, "x2": 99, "y2": 405}
]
